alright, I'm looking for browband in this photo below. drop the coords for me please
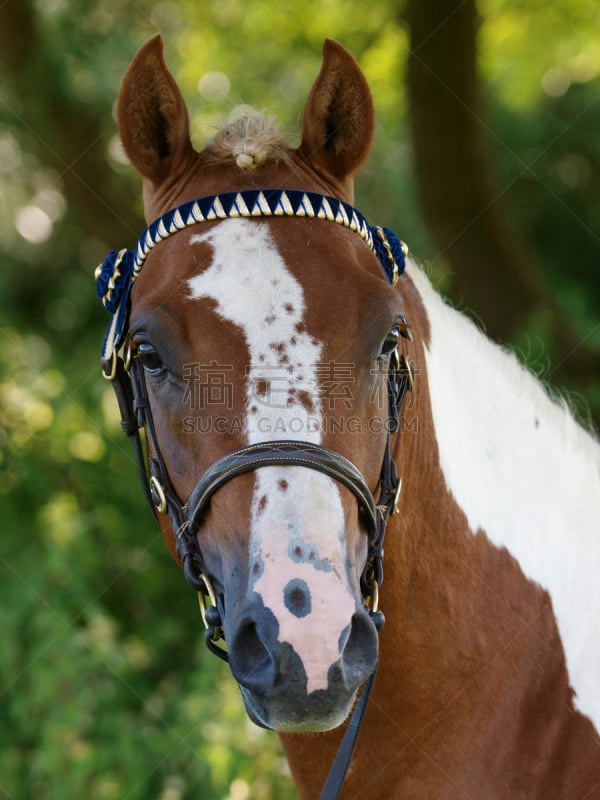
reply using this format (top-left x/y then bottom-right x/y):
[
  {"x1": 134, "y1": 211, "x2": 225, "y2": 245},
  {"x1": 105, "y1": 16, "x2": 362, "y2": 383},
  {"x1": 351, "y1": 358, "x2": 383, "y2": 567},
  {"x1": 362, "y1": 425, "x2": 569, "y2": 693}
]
[{"x1": 95, "y1": 188, "x2": 407, "y2": 363}]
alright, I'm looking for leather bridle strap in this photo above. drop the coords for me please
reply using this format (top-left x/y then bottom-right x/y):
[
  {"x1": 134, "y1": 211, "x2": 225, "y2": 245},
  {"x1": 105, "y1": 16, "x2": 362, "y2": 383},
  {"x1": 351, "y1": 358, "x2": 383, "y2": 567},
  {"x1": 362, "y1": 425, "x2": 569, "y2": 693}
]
[
  {"x1": 319, "y1": 659, "x2": 380, "y2": 800},
  {"x1": 186, "y1": 440, "x2": 379, "y2": 538},
  {"x1": 96, "y1": 189, "x2": 408, "y2": 365}
]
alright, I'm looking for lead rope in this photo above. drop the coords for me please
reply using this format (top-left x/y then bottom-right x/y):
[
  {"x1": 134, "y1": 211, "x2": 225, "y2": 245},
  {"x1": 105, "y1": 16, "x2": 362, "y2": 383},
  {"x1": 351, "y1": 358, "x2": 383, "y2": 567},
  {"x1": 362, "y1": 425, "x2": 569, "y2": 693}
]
[
  {"x1": 319, "y1": 614, "x2": 383, "y2": 800},
  {"x1": 318, "y1": 344, "x2": 413, "y2": 800}
]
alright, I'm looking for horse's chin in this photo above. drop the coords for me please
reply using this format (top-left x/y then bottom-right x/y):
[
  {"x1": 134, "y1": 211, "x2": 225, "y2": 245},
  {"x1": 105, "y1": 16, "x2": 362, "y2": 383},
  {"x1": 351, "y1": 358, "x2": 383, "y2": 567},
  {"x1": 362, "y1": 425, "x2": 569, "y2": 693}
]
[{"x1": 239, "y1": 684, "x2": 358, "y2": 733}]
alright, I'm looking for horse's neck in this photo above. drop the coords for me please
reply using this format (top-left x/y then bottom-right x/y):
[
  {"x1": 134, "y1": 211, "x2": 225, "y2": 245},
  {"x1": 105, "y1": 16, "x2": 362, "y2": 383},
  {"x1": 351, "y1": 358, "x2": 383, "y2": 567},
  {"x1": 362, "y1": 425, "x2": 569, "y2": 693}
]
[
  {"x1": 404, "y1": 262, "x2": 600, "y2": 727},
  {"x1": 408, "y1": 261, "x2": 600, "y2": 563},
  {"x1": 374, "y1": 264, "x2": 600, "y2": 793}
]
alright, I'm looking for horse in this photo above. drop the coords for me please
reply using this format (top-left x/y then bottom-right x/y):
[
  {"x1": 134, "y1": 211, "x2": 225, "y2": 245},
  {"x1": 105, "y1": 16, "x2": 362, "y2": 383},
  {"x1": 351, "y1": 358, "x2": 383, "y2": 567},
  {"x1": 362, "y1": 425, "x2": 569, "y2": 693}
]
[{"x1": 96, "y1": 35, "x2": 600, "y2": 799}]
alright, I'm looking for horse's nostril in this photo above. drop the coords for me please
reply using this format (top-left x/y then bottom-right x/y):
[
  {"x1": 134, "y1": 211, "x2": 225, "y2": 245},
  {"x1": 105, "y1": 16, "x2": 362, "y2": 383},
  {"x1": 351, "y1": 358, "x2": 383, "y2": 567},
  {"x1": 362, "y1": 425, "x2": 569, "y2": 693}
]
[
  {"x1": 228, "y1": 616, "x2": 276, "y2": 692},
  {"x1": 232, "y1": 620, "x2": 266, "y2": 668},
  {"x1": 283, "y1": 578, "x2": 312, "y2": 618},
  {"x1": 339, "y1": 610, "x2": 379, "y2": 688}
]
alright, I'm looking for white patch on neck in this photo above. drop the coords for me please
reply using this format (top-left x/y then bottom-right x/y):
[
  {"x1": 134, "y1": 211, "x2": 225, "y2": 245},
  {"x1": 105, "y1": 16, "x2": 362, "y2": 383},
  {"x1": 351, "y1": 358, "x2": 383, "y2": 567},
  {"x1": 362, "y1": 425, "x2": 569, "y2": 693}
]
[
  {"x1": 188, "y1": 220, "x2": 356, "y2": 693},
  {"x1": 408, "y1": 262, "x2": 600, "y2": 733}
]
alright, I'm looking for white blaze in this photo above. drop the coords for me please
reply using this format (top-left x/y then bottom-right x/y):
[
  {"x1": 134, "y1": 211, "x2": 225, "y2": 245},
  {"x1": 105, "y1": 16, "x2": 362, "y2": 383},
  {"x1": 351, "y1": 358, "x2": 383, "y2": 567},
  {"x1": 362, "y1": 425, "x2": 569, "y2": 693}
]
[
  {"x1": 408, "y1": 262, "x2": 600, "y2": 732},
  {"x1": 188, "y1": 220, "x2": 356, "y2": 693}
]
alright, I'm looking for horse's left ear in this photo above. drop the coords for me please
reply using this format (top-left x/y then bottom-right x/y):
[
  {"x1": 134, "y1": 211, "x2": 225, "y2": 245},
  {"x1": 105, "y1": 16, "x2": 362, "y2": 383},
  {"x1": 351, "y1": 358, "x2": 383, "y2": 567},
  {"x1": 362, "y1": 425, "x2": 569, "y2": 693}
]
[
  {"x1": 298, "y1": 39, "x2": 374, "y2": 188},
  {"x1": 118, "y1": 34, "x2": 194, "y2": 190}
]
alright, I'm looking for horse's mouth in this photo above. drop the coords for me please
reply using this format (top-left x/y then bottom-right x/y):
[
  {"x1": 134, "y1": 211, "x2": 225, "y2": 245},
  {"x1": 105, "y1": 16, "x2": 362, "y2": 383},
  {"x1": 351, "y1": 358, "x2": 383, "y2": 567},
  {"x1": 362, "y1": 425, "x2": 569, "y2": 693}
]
[
  {"x1": 226, "y1": 600, "x2": 379, "y2": 732},
  {"x1": 238, "y1": 679, "x2": 360, "y2": 733}
]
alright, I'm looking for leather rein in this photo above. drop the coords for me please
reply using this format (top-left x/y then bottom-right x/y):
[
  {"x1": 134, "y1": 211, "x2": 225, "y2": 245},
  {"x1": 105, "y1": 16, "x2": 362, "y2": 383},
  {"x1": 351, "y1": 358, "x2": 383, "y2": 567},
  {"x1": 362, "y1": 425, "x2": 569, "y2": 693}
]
[{"x1": 96, "y1": 188, "x2": 413, "y2": 800}]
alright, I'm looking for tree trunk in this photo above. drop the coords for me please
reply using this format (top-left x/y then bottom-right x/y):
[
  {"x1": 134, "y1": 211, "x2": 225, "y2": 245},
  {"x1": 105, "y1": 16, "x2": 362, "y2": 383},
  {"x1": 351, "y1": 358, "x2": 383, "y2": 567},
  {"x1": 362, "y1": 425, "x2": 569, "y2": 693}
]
[
  {"x1": 405, "y1": 0, "x2": 551, "y2": 341},
  {"x1": 405, "y1": 0, "x2": 598, "y2": 422}
]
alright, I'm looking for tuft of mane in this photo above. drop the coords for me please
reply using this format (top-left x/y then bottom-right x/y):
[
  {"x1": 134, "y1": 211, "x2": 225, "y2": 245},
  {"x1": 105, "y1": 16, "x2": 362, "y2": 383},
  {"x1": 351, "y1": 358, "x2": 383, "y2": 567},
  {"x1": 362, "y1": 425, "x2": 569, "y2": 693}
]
[{"x1": 205, "y1": 112, "x2": 291, "y2": 171}]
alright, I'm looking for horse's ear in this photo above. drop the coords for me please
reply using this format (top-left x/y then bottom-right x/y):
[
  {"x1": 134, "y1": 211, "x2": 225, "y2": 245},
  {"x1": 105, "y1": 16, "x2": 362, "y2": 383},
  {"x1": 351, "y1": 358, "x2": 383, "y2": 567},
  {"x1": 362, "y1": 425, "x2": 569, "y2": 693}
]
[
  {"x1": 118, "y1": 35, "x2": 194, "y2": 186},
  {"x1": 298, "y1": 39, "x2": 374, "y2": 186}
]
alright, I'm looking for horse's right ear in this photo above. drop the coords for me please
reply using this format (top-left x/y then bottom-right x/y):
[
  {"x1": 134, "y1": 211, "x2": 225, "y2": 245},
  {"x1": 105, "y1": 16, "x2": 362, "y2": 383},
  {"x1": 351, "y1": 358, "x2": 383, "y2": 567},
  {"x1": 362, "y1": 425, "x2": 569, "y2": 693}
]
[
  {"x1": 298, "y1": 39, "x2": 374, "y2": 191},
  {"x1": 118, "y1": 35, "x2": 194, "y2": 187}
]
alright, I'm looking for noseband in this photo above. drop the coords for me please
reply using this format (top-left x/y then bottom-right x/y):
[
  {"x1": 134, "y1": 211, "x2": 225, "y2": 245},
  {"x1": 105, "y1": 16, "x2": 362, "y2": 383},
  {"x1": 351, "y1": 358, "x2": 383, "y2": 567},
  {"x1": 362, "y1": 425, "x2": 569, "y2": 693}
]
[{"x1": 96, "y1": 187, "x2": 413, "y2": 800}]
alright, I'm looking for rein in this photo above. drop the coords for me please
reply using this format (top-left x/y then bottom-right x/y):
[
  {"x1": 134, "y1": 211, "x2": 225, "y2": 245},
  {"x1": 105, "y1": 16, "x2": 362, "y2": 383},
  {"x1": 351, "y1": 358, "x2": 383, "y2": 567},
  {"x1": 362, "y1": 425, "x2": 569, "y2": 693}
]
[{"x1": 96, "y1": 188, "x2": 413, "y2": 800}]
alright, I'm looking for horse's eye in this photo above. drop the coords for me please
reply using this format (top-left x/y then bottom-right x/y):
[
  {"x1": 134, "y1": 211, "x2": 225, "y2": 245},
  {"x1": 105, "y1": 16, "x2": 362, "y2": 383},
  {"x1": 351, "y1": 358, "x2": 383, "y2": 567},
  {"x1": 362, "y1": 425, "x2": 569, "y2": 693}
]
[
  {"x1": 136, "y1": 342, "x2": 163, "y2": 374},
  {"x1": 380, "y1": 326, "x2": 400, "y2": 358}
]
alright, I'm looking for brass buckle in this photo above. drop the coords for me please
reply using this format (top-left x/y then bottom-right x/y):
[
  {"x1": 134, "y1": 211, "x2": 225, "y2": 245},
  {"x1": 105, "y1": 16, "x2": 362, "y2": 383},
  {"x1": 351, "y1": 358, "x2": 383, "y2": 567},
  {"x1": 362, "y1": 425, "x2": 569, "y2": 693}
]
[
  {"x1": 399, "y1": 354, "x2": 414, "y2": 392},
  {"x1": 149, "y1": 476, "x2": 167, "y2": 514},
  {"x1": 123, "y1": 343, "x2": 133, "y2": 372},
  {"x1": 365, "y1": 576, "x2": 380, "y2": 614},
  {"x1": 198, "y1": 573, "x2": 223, "y2": 641},
  {"x1": 393, "y1": 478, "x2": 403, "y2": 515},
  {"x1": 101, "y1": 350, "x2": 117, "y2": 381}
]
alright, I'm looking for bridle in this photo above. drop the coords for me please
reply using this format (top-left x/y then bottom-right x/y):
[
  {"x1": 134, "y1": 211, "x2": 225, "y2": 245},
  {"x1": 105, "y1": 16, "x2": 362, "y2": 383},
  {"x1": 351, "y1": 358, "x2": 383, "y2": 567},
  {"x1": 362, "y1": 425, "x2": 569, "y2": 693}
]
[{"x1": 96, "y1": 187, "x2": 414, "y2": 800}]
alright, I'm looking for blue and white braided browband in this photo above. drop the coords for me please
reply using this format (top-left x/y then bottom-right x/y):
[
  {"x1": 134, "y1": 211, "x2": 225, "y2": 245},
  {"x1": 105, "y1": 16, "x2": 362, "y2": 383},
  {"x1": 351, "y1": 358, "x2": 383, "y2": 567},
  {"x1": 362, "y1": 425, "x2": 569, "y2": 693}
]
[{"x1": 96, "y1": 188, "x2": 408, "y2": 362}]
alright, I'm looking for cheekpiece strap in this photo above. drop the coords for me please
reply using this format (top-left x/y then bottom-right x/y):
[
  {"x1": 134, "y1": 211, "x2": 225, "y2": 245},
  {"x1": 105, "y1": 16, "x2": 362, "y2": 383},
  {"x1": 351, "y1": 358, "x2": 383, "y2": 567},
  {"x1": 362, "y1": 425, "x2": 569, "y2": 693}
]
[{"x1": 96, "y1": 188, "x2": 408, "y2": 360}]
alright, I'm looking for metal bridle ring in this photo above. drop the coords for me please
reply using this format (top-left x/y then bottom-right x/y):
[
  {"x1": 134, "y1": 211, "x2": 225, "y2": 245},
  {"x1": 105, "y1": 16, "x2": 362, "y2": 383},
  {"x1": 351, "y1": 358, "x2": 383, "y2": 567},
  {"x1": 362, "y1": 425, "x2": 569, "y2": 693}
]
[
  {"x1": 149, "y1": 476, "x2": 168, "y2": 514},
  {"x1": 366, "y1": 578, "x2": 379, "y2": 613},
  {"x1": 198, "y1": 573, "x2": 224, "y2": 641}
]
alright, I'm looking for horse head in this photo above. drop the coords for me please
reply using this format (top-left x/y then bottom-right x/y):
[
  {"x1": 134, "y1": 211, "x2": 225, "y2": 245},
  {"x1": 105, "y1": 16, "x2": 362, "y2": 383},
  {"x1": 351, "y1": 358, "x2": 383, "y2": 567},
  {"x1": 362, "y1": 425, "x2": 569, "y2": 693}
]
[{"x1": 103, "y1": 36, "x2": 410, "y2": 733}]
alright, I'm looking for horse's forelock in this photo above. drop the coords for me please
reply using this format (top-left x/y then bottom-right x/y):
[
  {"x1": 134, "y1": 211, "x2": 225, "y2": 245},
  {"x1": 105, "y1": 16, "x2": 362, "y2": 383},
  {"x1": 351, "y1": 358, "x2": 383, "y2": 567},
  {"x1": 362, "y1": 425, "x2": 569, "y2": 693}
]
[{"x1": 205, "y1": 113, "x2": 291, "y2": 172}]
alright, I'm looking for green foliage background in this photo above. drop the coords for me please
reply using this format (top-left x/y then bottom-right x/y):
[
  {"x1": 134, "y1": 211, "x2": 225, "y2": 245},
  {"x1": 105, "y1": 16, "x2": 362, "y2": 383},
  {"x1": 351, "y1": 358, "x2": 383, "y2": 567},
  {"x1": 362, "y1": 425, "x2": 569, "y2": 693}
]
[{"x1": 1, "y1": 1, "x2": 598, "y2": 798}]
